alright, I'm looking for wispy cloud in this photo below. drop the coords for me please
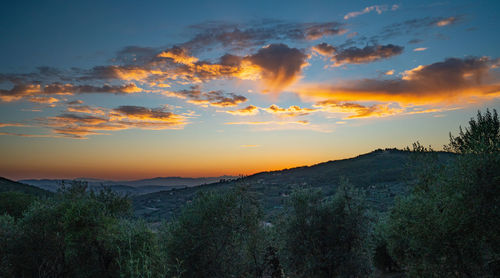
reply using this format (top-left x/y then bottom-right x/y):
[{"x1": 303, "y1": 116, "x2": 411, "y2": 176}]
[
  {"x1": 225, "y1": 120, "x2": 309, "y2": 126},
  {"x1": 225, "y1": 105, "x2": 259, "y2": 115},
  {"x1": 0, "y1": 123, "x2": 31, "y2": 128},
  {"x1": 344, "y1": 4, "x2": 399, "y2": 20}
]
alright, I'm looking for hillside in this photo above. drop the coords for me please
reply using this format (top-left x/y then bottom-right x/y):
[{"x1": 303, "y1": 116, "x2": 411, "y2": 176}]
[
  {"x1": 0, "y1": 177, "x2": 53, "y2": 197},
  {"x1": 133, "y1": 149, "x2": 455, "y2": 221}
]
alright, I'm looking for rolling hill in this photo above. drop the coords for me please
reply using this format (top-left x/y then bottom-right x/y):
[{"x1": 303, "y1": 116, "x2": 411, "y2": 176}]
[
  {"x1": 133, "y1": 149, "x2": 454, "y2": 221},
  {"x1": 0, "y1": 177, "x2": 53, "y2": 197}
]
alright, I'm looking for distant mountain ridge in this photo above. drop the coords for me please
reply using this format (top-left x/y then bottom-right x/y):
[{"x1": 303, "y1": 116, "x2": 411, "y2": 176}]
[{"x1": 19, "y1": 175, "x2": 238, "y2": 195}]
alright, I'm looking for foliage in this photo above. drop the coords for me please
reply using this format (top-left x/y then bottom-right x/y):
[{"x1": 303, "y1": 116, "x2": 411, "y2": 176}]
[
  {"x1": 160, "y1": 186, "x2": 264, "y2": 278},
  {"x1": 0, "y1": 191, "x2": 37, "y2": 218},
  {"x1": 445, "y1": 108, "x2": 499, "y2": 154},
  {"x1": 276, "y1": 180, "x2": 371, "y2": 278},
  {"x1": 0, "y1": 181, "x2": 166, "y2": 278},
  {"x1": 384, "y1": 109, "x2": 500, "y2": 277},
  {"x1": 113, "y1": 219, "x2": 166, "y2": 278},
  {"x1": 0, "y1": 214, "x2": 17, "y2": 277}
]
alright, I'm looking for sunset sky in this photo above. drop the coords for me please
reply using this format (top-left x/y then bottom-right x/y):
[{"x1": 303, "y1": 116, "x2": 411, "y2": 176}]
[{"x1": 1, "y1": 0, "x2": 499, "y2": 180}]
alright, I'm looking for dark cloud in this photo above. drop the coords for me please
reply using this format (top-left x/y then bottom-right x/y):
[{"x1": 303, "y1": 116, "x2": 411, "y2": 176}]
[
  {"x1": 313, "y1": 43, "x2": 403, "y2": 66},
  {"x1": 43, "y1": 83, "x2": 143, "y2": 95},
  {"x1": 67, "y1": 100, "x2": 84, "y2": 105},
  {"x1": 0, "y1": 83, "x2": 142, "y2": 102},
  {"x1": 165, "y1": 87, "x2": 247, "y2": 107},
  {"x1": 312, "y1": 43, "x2": 336, "y2": 56},
  {"x1": 245, "y1": 43, "x2": 308, "y2": 91},
  {"x1": 112, "y1": 105, "x2": 175, "y2": 120},
  {"x1": 39, "y1": 105, "x2": 187, "y2": 139}
]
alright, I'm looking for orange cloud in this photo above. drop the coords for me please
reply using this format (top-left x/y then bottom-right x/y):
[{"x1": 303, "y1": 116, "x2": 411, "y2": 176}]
[
  {"x1": 157, "y1": 46, "x2": 199, "y2": 66},
  {"x1": 37, "y1": 105, "x2": 187, "y2": 139},
  {"x1": 314, "y1": 101, "x2": 402, "y2": 119},
  {"x1": 295, "y1": 57, "x2": 500, "y2": 106},
  {"x1": 436, "y1": 17, "x2": 457, "y2": 27},
  {"x1": 28, "y1": 96, "x2": 60, "y2": 104},
  {"x1": 264, "y1": 104, "x2": 316, "y2": 117},
  {"x1": 0, "y1": 123, "x2": 30, "y2": 128},
  {"x1": 225, "y1": 105, "x2": 259, "y2": 116}
]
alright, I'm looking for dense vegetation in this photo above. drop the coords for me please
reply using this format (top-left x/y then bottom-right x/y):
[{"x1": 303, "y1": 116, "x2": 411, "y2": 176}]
[{"x1": 1, "y1": 109, "x2": 498, "y2": 277}]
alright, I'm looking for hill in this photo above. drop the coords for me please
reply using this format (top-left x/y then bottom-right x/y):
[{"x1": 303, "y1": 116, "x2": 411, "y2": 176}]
[
  {"x1": 133, "y1": 149, "x2": 454, "y2": 221},
  {"x1": 0, "y1": 177, "x2": 53, "y2": 197},
  {"x1": 19, "y1": 176, "x2": 236, "y2": 195}
]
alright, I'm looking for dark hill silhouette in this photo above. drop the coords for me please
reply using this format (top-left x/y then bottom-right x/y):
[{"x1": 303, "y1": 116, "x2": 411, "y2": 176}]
[
  {"x1": 0, "y1": 177, "x2": 53, "y2": 197},
  {"x1": 133, "y1": 149, "x2": 454, "y2": 221}
]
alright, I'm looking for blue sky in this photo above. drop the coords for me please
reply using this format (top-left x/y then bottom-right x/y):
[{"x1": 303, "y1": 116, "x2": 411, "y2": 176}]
[{"x1": 1, "y1": 0, "x2": 499, "y2": 179}]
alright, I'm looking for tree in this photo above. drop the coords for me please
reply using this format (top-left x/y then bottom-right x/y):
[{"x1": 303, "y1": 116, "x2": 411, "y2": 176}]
[
  {"x1": 384, "y1": 109, "x2": 500, "y2": 277},
  {"x1": 0, "y1": 214, "x2": 17, "y2": 277},
  {"x1": 0, "y1": 191, "x2": 36, "y2": 218},
  {"x1": 445, "y1": 108, "x2": 499, "y2": 154},
  {"x1": 277, "y1": 180, "x2": 371, "y2": 278},
  {"x1": 2, "y1": 180, "x2": 167, "y2": 278},
  {"x1": 160, "y1": 186, "x2": 263, "y2": 278}
]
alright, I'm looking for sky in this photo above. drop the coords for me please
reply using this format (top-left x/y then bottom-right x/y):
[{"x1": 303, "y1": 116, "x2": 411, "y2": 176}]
[{"x1": 1, "y1": 0, "x2": 499, "y2": 180}]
